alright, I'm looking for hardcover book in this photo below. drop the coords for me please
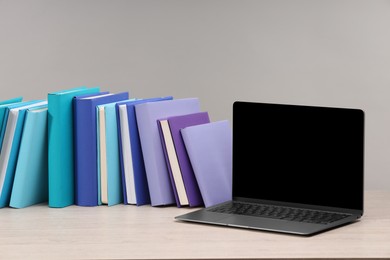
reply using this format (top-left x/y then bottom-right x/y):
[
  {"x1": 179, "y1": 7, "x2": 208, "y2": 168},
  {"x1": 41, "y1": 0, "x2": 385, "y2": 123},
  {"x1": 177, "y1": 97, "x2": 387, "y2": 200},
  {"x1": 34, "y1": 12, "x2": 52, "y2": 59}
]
[
  {"x1": 0, "y1": 100, "x2": 39, "y2": 151},
  {"x1": 135, "y1": 98, "x2": 200, "y2": 206},
  {"x1": 97, "y1": 105, "x2": 108, "y2": 205},
  {"x1": 0, "y1": 97, "x2": 23, "y2": 134},
  {"x1": 116, "y1": 96, "x2": 173, "y2": 205},
  {"x1": 165, "y1": 112, "x2": 210, "y2": 207},
  {"x1": 0, "y1": 100, "x2": 47, "y2": 208},
  {"x1": 48, "y1": 86, "x2": 100, "y2": 208},
  {"x1": 158, "y1": 118, "x2": 189, "y2": 207},
  {"x1": 181, "y1": 120, "x2": 232, "y2": 207},
  {"x1": 73, "y1": 92, "x2": 129, "y2": 206},
  {"x1": 10, "y1": 106, "x2": 49, "y2": 208},
  {"x1": 0, "y1": 97, "x2": 23, "y2": 106},
  {"x1": 98, "y1": 100, "x2": 133, "y2": 206}
]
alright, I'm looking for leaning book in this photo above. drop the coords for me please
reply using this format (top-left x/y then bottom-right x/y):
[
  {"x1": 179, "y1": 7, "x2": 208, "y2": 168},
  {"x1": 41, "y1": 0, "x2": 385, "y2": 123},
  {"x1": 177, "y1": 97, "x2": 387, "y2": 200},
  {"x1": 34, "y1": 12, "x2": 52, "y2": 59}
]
[{"x1": 10, "y1": 105, "x2": 49, "y2": 208}]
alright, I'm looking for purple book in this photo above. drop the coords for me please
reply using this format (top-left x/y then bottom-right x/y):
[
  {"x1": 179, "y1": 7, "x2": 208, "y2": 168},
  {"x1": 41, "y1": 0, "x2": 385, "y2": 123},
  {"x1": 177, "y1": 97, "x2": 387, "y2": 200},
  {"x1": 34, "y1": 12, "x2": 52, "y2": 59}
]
[
  {"x1": 157, "y1": 118, "x2": 183, "y2": 207},
  {"x1": 135, "y1": 98, "x2": 201, "y2": 206},
  {"x1": 167, "y1": 112, "x2": 210, "y2": 207},
  {"x1": 181, "y1": 120, "x2": 232, "y2": 207}
]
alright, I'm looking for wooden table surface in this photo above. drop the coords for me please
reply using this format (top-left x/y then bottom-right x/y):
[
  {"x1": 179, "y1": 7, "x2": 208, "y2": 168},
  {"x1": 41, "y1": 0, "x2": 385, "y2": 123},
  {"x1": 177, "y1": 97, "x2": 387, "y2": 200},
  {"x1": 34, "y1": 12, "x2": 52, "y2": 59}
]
[{"x1": 0, "y1": 190, "x2": 389, "y2": 259}]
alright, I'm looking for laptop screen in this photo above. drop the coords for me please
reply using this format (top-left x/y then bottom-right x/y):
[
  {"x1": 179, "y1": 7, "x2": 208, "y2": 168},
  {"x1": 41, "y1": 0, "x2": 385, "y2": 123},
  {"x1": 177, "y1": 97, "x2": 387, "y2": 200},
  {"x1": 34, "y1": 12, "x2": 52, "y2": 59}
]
[{"x1": 233, "y1": 101, "x2": 364, "y2": 210}]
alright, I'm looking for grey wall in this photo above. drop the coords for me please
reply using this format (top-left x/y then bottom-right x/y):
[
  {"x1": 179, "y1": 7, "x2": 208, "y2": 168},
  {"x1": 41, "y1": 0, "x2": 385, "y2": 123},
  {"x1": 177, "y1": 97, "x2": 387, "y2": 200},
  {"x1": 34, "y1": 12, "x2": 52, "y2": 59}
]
[{"x1": 1, "y1": 0, "x2": 389, "y2": 190}]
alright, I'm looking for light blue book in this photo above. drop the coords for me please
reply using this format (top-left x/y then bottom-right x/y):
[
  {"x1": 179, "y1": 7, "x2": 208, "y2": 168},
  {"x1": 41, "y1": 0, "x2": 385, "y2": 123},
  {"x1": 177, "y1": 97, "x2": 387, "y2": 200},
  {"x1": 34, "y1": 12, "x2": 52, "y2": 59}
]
[
  {"x1": 48, "y1": 86, "x2": 100, "y2": 208},
  {"x1": 0, "y1": 97, "x2": 23, "y2": 133},
  {"x1": 9, "y1": 105, "x2": 48, "y2": 208},
  {"x1": 0, "y1": 100, "x2": 47, "y2": 208},
  {"x1": 0, "y1": 100, "x2": 38, "y2": 151},
  {"x1": 98, "y1": 101, "x2": 132, "y2": 206},
  {"x1": 0, "y1": 97, "x2": 22, "y2": 106}
]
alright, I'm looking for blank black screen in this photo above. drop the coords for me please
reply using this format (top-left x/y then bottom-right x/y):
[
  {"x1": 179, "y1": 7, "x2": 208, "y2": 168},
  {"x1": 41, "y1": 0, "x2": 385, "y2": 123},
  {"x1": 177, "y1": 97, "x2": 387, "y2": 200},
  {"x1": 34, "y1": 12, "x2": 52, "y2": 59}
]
[{"x1": 233, "y1": 101, "x2": 364, "y2": 210}]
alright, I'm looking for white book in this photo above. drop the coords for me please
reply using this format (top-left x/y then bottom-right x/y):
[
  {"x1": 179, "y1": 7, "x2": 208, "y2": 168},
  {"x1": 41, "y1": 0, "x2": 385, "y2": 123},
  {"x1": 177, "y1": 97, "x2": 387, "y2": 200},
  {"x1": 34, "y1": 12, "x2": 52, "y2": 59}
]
[
  {"x1": 97, "y1": 105, "x2": 108, "y2": 204},
  {"x1": 118, "y1": 104, "x2": 136, "y2": 204},
  {"x1": 159, "y1": 119, "x2": 189, "y2": 207}
]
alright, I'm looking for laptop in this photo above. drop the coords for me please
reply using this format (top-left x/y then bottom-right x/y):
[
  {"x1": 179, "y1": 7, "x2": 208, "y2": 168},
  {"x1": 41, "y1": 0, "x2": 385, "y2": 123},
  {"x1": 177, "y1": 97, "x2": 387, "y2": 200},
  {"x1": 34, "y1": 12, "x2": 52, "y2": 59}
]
[{"x1": 175, "y1": 101, "x2": 364, "y2": 236}]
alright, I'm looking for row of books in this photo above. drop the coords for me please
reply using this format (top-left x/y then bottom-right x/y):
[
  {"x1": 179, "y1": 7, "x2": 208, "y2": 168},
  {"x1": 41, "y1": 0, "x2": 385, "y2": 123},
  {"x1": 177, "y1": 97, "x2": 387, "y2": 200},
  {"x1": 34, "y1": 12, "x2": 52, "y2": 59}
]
[{"x1": 0, "y1": 87, "x2": 232, "y2": 209}]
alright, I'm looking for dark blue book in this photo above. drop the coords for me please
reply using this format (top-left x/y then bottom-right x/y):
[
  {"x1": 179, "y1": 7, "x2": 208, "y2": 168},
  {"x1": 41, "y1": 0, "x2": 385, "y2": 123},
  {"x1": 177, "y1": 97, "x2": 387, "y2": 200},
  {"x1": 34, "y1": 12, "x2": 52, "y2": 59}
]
[
  {"x1": 73, "y1": 92, "x2": 129, "y2": 206},
  {"x1": 116, "y1": 96, "x2": 173, "y2": 205}
]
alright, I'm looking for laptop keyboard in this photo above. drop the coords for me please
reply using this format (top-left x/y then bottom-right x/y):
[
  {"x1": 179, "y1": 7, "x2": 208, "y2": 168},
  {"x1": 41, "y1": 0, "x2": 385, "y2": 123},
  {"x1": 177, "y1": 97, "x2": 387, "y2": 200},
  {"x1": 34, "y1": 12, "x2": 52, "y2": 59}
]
[{"x1": 208, "y1": 202, "x2": 350, "y2": 225}]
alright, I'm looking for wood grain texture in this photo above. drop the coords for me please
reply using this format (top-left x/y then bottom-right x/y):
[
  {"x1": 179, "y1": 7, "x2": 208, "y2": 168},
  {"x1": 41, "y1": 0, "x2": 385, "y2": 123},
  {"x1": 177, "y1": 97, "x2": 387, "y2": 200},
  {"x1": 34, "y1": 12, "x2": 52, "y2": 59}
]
[{"x1": 0, "y1": 191, "x2": 389, "y2": 259}]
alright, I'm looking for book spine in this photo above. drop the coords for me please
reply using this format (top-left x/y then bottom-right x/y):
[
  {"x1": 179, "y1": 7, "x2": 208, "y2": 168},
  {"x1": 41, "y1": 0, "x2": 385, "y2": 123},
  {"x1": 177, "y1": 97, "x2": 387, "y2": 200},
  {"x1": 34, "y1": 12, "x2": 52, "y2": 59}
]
[
  {"x1": 127, "y1": 105, "x2": 150, "y2": 206},
  {"x1": 74, "y1": 99, "x2": 99, "y2": 206},
  {"x1": 118, "y1": 104, "x2": 137, "y2": 204},
  {"x1": 97, "y1": 106, "x2": 107, "y2": 205},
  {"x1": 48, "y1": 94, "x2": 74, "y2": 207},
  {"x1": 157, "y1": 120, "x2": 182, "y2": 207},
  {"x1": 105, "y1": 105, "x2": 123, "y2": 206}
]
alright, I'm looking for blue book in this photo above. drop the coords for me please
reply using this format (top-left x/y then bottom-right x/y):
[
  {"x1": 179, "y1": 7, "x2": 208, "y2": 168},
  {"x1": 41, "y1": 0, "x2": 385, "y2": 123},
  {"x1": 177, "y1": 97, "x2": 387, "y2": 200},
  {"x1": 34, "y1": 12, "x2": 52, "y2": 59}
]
[
  {"x1": 48, "y1": 86, "x2": 100, "y2": 208},
  {"x1": 116, "y1": 96, "x2": 173, "y2": 205},
  {"x1": 73, "y1": 92, "x2": 129, "y2": 206},
  {"x1": 0, "y1": 100, "x2": 47, "y2": 208},
  {"x1": 76, "y1": 91, "x2": 109, "y2": 206},
  {"x1": 10, "y1": 105, "x2": 48, "y2": 208},
  {"x1": 135, "y1": 98, "x2": 200, "y2": 206}
]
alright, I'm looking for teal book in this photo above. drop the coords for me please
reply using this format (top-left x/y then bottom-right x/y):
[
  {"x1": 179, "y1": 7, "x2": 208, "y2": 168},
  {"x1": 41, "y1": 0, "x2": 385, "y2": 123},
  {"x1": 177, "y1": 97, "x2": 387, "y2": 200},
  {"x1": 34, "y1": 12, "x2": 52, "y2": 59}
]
[
  {"x1": 98, "y1": 101, "x2": 131, "y2": 206},
  {"x1": 0, "y1": 100, "x2": 37, "y2": 151},
  {"x1": 0, "y1": 97, "x2": 22, "y2": 106},
  {"x1": 9, "y1": 105, "x2": 48, "y2": 208},
  {"x1": 48, "y1": 87, "x2": 100, "y2": 208},
  {"x1": 0, "y1": 100, "x2": 47, "y2": 208},
  {"x1": 0, "y1": 97, "x2": 23, "y2": 133}
]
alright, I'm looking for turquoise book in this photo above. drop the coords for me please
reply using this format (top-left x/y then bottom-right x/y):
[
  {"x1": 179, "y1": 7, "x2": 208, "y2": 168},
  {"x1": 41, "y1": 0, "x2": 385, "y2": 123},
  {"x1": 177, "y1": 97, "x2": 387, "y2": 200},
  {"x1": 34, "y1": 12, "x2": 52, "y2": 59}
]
[
  {"x1": 0, "y1": 97, "x2": 23, "y2": 126},
  {"x1": 98, "y1": 101, "x2": 131, "y2": 206},
  {"x1": 0, "y1": 97, "x2": 23, "y2": 134},
  {"x1": 0, "y1": 100, "x2": 47, "y2": 208},
  {"x1": 0, "y1": 97, "x2": 22, "y2": 106},
  {"x1": 0, "y1": 100, "x2": 37, "y2": 151},
  {"x1": 9, "y1": 105, "x2": 48, "y2": 208},
  {"x1": 48, "y1": 86, "x2": 100, "y2": 208}
]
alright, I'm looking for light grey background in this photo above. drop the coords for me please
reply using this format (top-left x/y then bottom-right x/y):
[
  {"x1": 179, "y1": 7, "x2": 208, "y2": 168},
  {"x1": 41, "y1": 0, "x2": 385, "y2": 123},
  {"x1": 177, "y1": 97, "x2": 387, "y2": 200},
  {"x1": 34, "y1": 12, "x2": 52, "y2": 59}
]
[{"x1": 1, "y1": 0, "x2": 389, "y2": 190}]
